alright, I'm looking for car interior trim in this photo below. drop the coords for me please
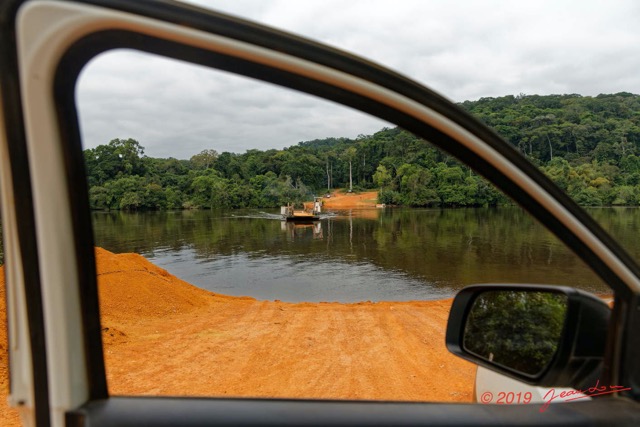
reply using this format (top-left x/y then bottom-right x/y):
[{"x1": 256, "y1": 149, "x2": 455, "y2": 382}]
[
  {"x1": 0, "y1": 2, "x2": 52, "y2": 425},
  {"x1": 7, "y1": 1, "x2": 640, "y2": 424}
]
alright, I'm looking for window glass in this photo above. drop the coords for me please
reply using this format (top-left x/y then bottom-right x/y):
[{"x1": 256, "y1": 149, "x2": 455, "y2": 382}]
[
  {"x1": 459, "y1": 94, "x2": 640, "y2": 263},
  {"x1": 78, "y1": 50, "x2": 610, "y2": 402}
]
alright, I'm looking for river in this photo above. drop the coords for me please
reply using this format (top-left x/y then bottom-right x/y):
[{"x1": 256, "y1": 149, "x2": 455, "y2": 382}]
[{"x1": 84, "y1": 206, "x2": 640, "y2": 302}]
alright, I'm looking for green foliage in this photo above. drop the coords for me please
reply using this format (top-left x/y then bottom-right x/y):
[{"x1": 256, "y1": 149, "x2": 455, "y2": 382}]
[
  {"x1": 461, "y1": 93, "x2": 640, "y2": 163},
  {"x1": 190, "y1": 149, "x2": 218, "y2": 170},
  {"x1": 84, "y1": 93, "x2": 640, "y2": 210},
  {"x1": 378, "y1": 187, "x2": 401, "y2": 205},
  {"x1": 373, "y1": 165, "x2": 392, "y2": 187},
  {"x1": 464, "y1": 291, "x2": 567, "y2": 375},
  {"x1": 84, "y1": 138, "x2": 146, "y2": 186}
]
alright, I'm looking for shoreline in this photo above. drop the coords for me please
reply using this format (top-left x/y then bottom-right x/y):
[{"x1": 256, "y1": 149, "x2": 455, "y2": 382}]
[
  {"x1": 95, "y1": 248, "x2": 474, "y2": 400},
  {"x1": 318, "y1": 190, "x2": 379, "y2": 209},
  {"x1": 0, "y1": 247, "x2": 474, "y2": 426}
]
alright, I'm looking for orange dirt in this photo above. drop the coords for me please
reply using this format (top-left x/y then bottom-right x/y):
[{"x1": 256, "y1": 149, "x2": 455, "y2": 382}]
[
  {"x1": 0, "y1": 267, "x2": 21, "y2": 426},
  {"x1": 321, "y1": 190, "x2": 379, "y2": 208},
  {"x1": 1, "y1": 248, "x2": 474, "y2": 425}
]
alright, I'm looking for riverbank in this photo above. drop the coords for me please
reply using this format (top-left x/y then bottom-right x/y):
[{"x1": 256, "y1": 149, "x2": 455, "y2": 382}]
[
  {"x1": 0, "y1": 248, "x2": 474, "y2": 425},
  {"x1": 319, "y1": 189, "x2": 379, "y2": 208}
]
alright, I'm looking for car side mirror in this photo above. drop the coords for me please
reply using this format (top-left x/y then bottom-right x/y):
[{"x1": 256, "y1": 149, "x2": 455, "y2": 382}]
[{"x1": 446, "y1": 284, "x2": 610, "y2": 388}]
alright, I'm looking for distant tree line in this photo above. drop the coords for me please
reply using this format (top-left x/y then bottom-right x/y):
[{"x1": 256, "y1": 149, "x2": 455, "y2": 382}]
[
  {"x1": 461, "y1": 92, "x2": 640, "y2": 206},
  {"x1": 83, "y1": 93, "x2": 640, "y2": 210}
]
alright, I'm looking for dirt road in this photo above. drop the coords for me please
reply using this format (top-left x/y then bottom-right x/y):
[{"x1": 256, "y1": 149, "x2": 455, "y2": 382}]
[
  {"x1": 319, "y1": 190, "x2": 379, "y2": 209},
  {"x1": 1, "y1": 247, "x2": 474, "y2": 426},
  {"x1": 97, "y1": 248, "x2": 474, "y2": 399}
]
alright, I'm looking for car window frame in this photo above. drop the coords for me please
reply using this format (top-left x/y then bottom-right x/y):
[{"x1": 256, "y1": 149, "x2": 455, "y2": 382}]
[{"x1": 1, "y1": 0, "x2": 639, "y2": 426}]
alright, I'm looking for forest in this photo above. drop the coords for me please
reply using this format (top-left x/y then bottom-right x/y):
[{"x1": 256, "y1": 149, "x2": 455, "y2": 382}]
[{"x1": 84, "y1": 92, "x2": 640, "y2": 210}]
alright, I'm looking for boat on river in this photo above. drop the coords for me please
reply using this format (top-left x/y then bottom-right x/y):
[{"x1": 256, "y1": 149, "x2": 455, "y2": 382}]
[{"x1": 281, "y1": 197, "x2": 322, "y2": 222}]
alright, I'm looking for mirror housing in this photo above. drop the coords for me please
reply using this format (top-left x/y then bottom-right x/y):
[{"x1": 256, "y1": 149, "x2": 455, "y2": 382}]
[{"x1": 446, "y1": 284, "x2": 610, "y2": 388}]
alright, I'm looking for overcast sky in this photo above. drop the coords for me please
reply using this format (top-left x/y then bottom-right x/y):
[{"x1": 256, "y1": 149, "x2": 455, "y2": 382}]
[{"x1": 76, "y1": 0, "x2": 640, "y2": 159}]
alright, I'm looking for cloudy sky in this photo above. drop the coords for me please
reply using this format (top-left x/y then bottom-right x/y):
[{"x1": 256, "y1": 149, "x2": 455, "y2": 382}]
[{"x1": 76, "y1": 0, "x2": 640, "y2": 159}]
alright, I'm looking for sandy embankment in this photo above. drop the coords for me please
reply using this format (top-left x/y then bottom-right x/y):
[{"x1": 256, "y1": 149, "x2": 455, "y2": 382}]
[
  {"x1": 1, "y1": 246, "x2": 474, "y2": 426},
  {"x1": 316, "y1": 190, "x2": 379, "y2": 209}
]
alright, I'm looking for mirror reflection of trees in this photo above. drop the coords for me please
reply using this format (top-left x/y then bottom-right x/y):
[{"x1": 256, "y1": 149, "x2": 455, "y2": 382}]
[{"x1": 463, "y1": 291, "x2": 568, "y2": 375}]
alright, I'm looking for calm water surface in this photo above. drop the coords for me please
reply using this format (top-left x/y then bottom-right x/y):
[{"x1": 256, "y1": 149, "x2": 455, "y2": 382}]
[{"x1": 87, "y1": 207, "x2": 640, "y2": 302}]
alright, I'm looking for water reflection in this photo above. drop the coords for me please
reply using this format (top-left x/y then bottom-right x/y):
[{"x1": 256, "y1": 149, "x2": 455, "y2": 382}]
[
  {"x1": 281, "y1": 222, "x2": 324, "y2": 240},
  {"x1": 0, "y1": 207, "x2": 636, "y2": 299},
  {"x1": 90, "y1": 207, "x2": 614, "y2": 302}
]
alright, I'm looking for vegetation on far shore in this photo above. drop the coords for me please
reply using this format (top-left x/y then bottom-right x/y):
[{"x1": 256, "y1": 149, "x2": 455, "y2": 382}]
[{"x1": 84, "y1": 92, "x2": 640, "y2": 210}]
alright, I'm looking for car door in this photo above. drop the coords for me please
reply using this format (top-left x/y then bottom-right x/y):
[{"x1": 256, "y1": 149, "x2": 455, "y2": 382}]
[{"x1": 1, "y1": 0, "x2": 639, "y2": 426}]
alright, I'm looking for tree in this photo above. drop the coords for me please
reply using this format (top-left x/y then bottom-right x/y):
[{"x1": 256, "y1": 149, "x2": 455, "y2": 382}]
[
  {"x1": 82, "y1": 93, "x2": 640, "y2": 210},
  {"x1": 84, "y1": 138, "x2": 146, "y2": 185},
  {"x1": 372, "y1": 165, "x2": 392, "y2": 187},
  {"x1": 324, "y1": 151, "x2": 337, "y2": 191},
  {"x1": 396, "y1": 164, "x2": 438, "y2": 206},
  {"x1": 343, "y1": 146, "x2": 357, "y2": 192},
  {"x1": 190, "y1": 149, "x2": 218, "y2": 170},
  {"x1": 279, "y1": 176, "x2": 311, "y2": 205},
  {"x1": 103, "y1": 175, "x2": 146, "y2": 210},
  {"x1": 280, "y1": 151, "x2": 324, "y2": 189},
  {"x1": 189, "y1": 174, "x2": 230, "y2": 209}
]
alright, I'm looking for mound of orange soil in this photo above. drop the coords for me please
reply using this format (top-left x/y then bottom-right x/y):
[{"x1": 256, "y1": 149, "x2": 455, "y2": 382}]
[
  {"x1": 96, "y1": 247, "x2": 226, "y2": 319},
  {"x1": 1, "y1": 248, "x2": 474, "y2": 426}
]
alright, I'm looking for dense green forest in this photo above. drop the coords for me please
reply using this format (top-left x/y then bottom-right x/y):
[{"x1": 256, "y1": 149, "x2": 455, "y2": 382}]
[{"x1": 84, "y1": 92, "x2": 640, "y2": 210}]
